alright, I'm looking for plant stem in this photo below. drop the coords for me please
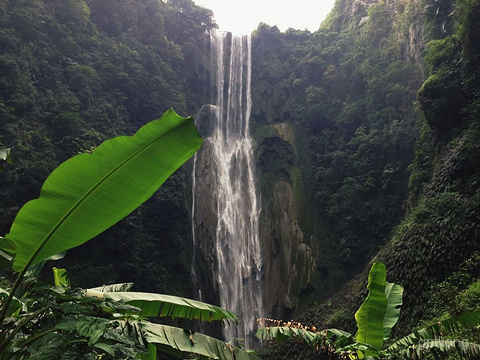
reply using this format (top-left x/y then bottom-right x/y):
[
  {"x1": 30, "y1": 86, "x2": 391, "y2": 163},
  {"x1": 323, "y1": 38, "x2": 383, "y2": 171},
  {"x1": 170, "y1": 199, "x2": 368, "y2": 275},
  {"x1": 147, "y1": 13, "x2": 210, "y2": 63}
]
[
  {"x1": 0, "y1": 268, "x2": 28, "y2": 328},
  {"x1": 0, "y1": 306, "x2": 49, "y2": 355},
  {"x1": 3, "y1": 328, "x2": 56, "y2": 360}
]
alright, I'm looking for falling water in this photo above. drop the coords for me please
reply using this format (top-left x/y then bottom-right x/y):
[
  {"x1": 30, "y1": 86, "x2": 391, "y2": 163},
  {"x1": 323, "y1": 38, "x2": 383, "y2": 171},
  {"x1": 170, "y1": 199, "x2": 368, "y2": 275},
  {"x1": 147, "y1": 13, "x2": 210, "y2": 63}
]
[{"x1": 191, "y1": 30, "x2": 264, "y2": 347}]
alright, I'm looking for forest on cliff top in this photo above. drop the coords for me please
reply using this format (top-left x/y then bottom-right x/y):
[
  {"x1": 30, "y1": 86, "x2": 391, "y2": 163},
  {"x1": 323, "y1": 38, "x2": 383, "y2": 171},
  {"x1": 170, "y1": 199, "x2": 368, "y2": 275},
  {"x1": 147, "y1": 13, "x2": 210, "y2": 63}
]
[{"x1": 1, "y1": 0, "x2": 480, "y2": 359}]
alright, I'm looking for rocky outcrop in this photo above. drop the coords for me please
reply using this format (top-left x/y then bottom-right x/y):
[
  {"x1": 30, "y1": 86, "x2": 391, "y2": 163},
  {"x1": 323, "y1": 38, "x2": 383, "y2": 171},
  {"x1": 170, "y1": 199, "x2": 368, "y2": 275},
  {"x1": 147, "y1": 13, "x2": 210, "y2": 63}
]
[
  {"x1": 192, "y1": 121, "x2": 316, "y2": 321},
  {"x1": 191, "y1": 139, "x2": 220, "y2": 306},
  {"x1": 255, "y1": 123, "x2": 316, "y2": 319},
  {"x1": 393, "y1": 0, "x2": 425, "y2": 65}
]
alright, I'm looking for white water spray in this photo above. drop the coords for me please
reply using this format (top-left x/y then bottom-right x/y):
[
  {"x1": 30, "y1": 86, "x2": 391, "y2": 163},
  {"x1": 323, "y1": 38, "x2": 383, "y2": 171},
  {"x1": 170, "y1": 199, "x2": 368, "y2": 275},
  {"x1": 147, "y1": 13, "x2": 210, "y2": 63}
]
[{"x1": 192, "y1": 30, "x2": 264, "y2": 347}]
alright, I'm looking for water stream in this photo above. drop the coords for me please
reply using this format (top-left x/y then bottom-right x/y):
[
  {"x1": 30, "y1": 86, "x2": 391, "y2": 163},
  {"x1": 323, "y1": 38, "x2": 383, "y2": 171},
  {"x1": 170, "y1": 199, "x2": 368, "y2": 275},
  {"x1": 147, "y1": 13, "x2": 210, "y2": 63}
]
[{"x1": 191, "y1": 30, "x2": 264, "y2": 347}]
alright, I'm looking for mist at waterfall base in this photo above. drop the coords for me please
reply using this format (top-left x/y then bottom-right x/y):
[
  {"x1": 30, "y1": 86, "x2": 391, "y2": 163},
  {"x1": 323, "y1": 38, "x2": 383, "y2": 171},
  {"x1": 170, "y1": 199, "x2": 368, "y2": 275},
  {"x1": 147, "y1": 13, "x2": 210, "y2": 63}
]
[
  {"x1": 191, "y1": 31, "x2": 264, "y2": 348},
  {"x1": 197, "y1": 0, "x2": 336, "y2": 34}
]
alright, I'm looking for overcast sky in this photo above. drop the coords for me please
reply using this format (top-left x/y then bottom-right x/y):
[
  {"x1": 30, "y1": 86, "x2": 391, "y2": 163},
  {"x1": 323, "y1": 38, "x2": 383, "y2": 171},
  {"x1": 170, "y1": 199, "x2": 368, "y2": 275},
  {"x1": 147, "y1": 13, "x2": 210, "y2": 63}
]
[{"x1": 195, "y1": 0, "x2": 336, "y2": 34}]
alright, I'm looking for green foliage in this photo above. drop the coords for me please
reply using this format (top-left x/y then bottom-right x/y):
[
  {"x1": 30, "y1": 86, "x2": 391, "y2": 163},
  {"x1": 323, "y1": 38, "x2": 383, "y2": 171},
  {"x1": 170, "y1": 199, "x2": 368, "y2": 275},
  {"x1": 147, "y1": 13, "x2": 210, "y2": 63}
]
[
  {"x1": 52, "y1": 267, "x2": 70, "y2": 287},
  {"x1": 379, "y1": 0, "x2": 480, "y2": 328},
  {"x1": 422, "y1": 252, "x2": 480, "y2": 322},
  {"x1": 0, "y1": 0, "x2": 215, "y2": 294},
  {"x1": 0, "y1": 107, "x2": 259, "y2": 360},
  {"x1": 4, "y1": 109, "x2": 201, "y2": 273},
  {"x1": 0, "y1": 109, "x2": 210, "y2": 359},
  {"x1": 140, "y1": 322, "x2": 257, "y2": 360},
  {"x1": 382, "y1": 191, "x2": 480, "y2": 324},
  {"x1": 418, "y1": 36, "x2": 465, "y2": 133},
  {"x1": 354, "y1": 262, "x2": 388, "y2": 353},
  {"x1": 0, "y1": 272, "x2": 254, "y2": 360},
  {"x1": 257, "y1": 263, "x2": 480, "y2": 359},
  {"x1": 257, "y1": 326, "x2": 354, "y2": 351},
  {"x1": 386, "y1": 312, "x2": 480, "y2": 359},
  {"x1": 86, "y1": 289, "x2": 239, "y2": 322},
  {"x1": 456, "y1": 279, "x2": 480, "y2": 313},
  {"x1": 383, "y1": 282, "x2": 403, "y2": 341}
]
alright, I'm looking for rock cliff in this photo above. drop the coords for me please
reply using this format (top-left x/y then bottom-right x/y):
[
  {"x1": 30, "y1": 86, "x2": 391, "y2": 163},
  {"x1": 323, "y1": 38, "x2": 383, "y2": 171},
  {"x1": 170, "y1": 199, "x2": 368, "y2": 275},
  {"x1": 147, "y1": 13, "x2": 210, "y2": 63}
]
[{"x1": 255, "y1": 124, "x2": 316, "y2": 318}]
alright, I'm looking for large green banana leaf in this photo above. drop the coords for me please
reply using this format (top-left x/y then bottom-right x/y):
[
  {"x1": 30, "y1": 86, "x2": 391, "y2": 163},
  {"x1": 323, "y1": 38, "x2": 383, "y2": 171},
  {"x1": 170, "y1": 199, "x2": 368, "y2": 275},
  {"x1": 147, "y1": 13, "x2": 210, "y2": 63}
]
[
  {"x1": 5, "y1": 109, "x2": 202, "y2": 272},
  {"x1": 136, "y1": 322, "x2": 260, "y2": 360},
  {"x1": 86, "y1": 290, "x2": 238, "y2": 322},
  {"x1": 354, "y1": 262, "x2": 387, "y2": 354},
  {"x1": 383, "y1": 281, "x2": 403, "y2": 340}
]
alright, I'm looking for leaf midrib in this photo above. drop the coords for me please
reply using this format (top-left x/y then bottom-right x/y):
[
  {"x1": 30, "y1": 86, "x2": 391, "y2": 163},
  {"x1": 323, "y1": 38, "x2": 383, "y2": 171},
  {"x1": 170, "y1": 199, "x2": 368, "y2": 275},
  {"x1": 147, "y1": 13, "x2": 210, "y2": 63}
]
[{"x1": 20, "y1": 121, "x2": 186, "y2": 271}]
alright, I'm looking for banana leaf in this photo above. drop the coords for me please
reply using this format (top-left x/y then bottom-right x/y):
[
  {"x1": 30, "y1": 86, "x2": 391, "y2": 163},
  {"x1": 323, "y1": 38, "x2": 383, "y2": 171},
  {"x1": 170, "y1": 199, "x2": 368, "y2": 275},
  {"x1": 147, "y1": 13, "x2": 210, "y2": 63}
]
[
  {"x1": 395, "y1": 338, "x2": 480, "y2": 360},
  {"x1": 354, "y1": 262, "x2": 387, "y2": 354},
  {"x1": 325, "y1": 328, "x2": 356, "y2": 347},
  {"x1": 53, "y1": 267, "x2": 70, "y2": 287},
  {"x1": 256, "y1": 326, "x2": 358, "y2": 357},
  {"x1": 256, "y1": 326, "x2": 355, "y2": 347},
  {"x1": 86, "y1": 290, "x2": 239, "y2": 322},
  {"x1": 383, "y1": 282, "x2": 403, "y2": 340},
  {"x1": 136, "y1": 322, "x2": 260, "y2": 360},
  {"x1": 5, "y1": 109, "x2": 202, "y2": 272},
  {"x1": 0, "y1": 287, "x2": 27, "y2": 315}
]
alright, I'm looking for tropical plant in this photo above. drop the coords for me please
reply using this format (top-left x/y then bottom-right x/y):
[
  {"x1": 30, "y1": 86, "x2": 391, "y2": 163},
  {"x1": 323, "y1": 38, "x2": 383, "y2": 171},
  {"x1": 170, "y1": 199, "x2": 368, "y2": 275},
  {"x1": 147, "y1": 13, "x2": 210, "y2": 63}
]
[
  {"x1": 82, "y1": 276, "x2": 257, "y2": 360},
  {"x1": 257, "y1": 262, "x2": 480, "y2": 359},
  {"x1": 0, "y1": 266, "x2": 256, "y2": 359},
  {"x1": 0, "y1": 109, "x2": 257, "y2": 359}
]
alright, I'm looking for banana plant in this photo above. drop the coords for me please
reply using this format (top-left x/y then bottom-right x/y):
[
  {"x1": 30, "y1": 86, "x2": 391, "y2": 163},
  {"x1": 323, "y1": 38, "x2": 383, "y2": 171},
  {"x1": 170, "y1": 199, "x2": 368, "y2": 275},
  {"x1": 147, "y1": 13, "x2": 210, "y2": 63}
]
[
  {"x1": 82, "y1": 280, "x2": 256, "y2": 359},
  {"x1": 257, "y1": 262, "x2": 402, "y2": 358},
  {"x1": 354, "y1": 262, "x2": 390, "y2": 356},
  {"x1": 0, "y1": 109, "x2": 207, "y2": 358},
  {"x1": 86, "y1": 289, "x2": 239, "y2": 322},
  {"x1": 3, "y1": 109, "x2": 201, "y2": 274},
  {"x1": 4, "y1": 268, "x2": 258, "y2": 360},
  {"x1": 257, "y1": 262, "x2": 480, "y2": 359}
]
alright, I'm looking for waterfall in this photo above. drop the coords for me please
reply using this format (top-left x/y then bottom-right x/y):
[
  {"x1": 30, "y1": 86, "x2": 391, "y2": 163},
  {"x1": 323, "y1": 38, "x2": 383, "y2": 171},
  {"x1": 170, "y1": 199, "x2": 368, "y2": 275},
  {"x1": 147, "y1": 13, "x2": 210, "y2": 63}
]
[{"x1": 191, "y1": 30, "x2": 264, "y2": 348}]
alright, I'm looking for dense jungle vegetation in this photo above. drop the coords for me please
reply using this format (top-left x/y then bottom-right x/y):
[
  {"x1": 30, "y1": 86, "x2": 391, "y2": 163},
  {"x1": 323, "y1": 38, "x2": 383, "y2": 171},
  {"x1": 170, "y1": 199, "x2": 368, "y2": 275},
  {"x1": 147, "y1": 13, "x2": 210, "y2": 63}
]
[
  {"x1": 0, "y1": 0, "x2": 215, "y2": 296},
  {"x1": 1, "y1": 0, "x2": 480, "y2": 358}
]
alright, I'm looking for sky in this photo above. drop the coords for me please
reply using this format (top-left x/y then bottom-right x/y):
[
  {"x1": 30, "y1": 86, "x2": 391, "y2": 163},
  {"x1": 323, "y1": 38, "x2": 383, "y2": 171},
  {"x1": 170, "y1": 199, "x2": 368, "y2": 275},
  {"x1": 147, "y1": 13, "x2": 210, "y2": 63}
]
[{"x1": 195, "y1": 0, "x2": 337, "y2": 35}]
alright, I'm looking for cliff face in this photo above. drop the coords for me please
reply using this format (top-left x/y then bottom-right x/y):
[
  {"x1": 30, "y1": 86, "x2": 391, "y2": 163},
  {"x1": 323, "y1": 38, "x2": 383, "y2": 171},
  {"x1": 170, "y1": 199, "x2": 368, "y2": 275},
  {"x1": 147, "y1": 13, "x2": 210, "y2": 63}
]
[
  {"x1": 255, "y1": 124, "x2": 316, "y2": 318},
  {"x1": 191, "y1": 139, "x2": 220, "y2": 306},
  {"x1": 250, "y1": 0, "x2": 426, "y2": 318},
  {"x1": 327, "y1": 0, "x2": 425, "y2": 63},
  {"x1": 193, "y1": 121, "x2": 318, "y2": 320},
  {"x1": 295, "y1": 0, "x2": 480, "y2": 339},
  {"x1": 379, "y1": 0, "x2": 480, "y2": 328}
]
